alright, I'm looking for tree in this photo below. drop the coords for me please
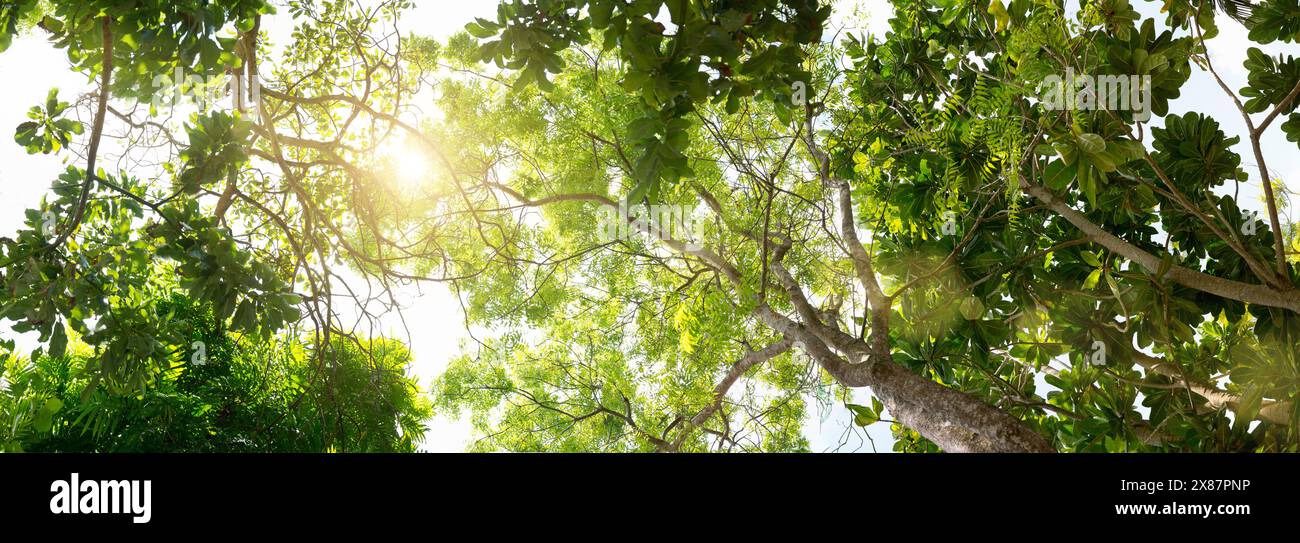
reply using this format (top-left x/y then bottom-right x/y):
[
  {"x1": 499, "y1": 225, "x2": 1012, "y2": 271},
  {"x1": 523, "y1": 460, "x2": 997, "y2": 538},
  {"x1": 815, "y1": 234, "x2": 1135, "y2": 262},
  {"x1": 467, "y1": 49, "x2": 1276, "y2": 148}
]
[
  {"x1": 433, "y1": 0, "x2": 1300, "y2": 452},
  {"x1": 1, "y1": 292, "x2": 430, "y2": 452},
  {"x1": 2, "y1": 0, "x2": 1297, "y2": 453},
  {"x1": 1, "y1": 0, "x2": 433, "y2": 448}
]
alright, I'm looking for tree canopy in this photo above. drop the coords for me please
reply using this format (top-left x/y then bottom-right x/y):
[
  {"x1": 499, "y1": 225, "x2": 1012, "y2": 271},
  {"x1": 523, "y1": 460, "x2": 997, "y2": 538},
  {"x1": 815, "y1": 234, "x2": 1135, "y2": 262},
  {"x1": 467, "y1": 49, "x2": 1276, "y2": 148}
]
[
  {"x1": 2, "y1": 292, "x2": 429, "y2": 452},
  {"x1": 1, "y1": 0, "x2": 1299, "y2": 452}
]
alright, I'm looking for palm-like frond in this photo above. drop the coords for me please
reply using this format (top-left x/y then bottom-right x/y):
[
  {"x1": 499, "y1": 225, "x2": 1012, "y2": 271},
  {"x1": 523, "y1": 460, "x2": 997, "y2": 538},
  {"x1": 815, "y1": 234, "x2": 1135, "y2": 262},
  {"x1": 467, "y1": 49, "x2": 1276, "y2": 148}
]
[{"x1": 1216, "y1": 0, "x2": 1256, "y2": 24}]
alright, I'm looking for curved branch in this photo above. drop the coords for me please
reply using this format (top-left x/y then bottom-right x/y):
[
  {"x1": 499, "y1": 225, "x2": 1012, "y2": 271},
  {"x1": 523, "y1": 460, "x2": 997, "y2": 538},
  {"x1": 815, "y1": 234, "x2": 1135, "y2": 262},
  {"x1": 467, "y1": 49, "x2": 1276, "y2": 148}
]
[
  {"x1": 661, "y1": 336, "x2": 794, "y2": 451},
  {"x1": 1133, "y1": 352, "x2": 1291, "y2": 426},
  {"x1": 1023, "y1": 180, "x2": 1300, "y2": 314}
]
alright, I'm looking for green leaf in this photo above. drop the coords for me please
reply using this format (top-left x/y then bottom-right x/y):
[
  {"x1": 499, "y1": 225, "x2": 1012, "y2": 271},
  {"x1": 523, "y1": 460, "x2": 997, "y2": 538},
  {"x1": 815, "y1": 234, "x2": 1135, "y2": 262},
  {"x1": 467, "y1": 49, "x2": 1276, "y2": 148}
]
[
  {"x1": 959, "y1": 296, "x2": 985, "y2": 320},
  {"x1": 987, "y1": 0, "x2": 1009, "y2": 33},
  {"x1": 34, "y1": 398, "x2": 64, "y2": 433},
  {"x1": 1077, "y1": 133, "x2": 1106, "y2": 154},
  {"x1": 49, "y1": 324, "x2": 67, "y2": 358},
  {"x1": 589, "y1": 0, "x2": 614, "y2": 29},
  {"x1": 1234, "y1": 386, "x2": 1263, "y2": 430},
  {"x1": 45, "y1": 88, "x2": 59, "y2": 114},
  {"x1": 466, "y1": 18, "x2": 498, "y2": 39},
  {"x1": 847, "y1": 403, "x2": 880, "y2": 426},
  {"x1": 1043, "y1": 159, "x2": 1072, "y2": 190},
  {"x1": 1083, "y1": 268, "x2": 1102, "y2": 290},
  {"x1": 232, "y1": 299, "x2": 257, "y2": 332}
]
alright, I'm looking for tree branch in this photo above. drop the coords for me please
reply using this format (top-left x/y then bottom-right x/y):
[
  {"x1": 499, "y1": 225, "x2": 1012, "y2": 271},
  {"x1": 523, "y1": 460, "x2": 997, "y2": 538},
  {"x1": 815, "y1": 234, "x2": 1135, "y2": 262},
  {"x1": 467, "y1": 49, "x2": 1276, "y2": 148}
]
[
  {"x1": 47, "y1": 17, "x2": 113, "y2": 252},
  {"x1": 1023, "y1": 180, "x2": 1300, "y2": 314}
]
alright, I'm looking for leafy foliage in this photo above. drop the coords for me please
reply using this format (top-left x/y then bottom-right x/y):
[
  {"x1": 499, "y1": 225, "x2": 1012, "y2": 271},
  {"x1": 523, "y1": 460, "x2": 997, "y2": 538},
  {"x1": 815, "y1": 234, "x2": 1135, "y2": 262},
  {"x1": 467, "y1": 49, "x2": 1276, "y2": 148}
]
[
  {"x1": 1, "y1": 294, "x2": 430, "y2": 452},
  {"x1": 425, "y1": 0, "x2": 1300, "y2": 452},
  {"x1": 3, "y1": 0, "x2": 1298, "y2": 454},
  {"x1": 472, "y1": 0, "x2": 830, "y2": 204},
  {"x1": 40, "y1": 0, "x2": 272, "y2": 100},
  {"x1": 1244, "y1": 0, "x2": 1300, "y2": 44},
  {"x1": 14, "y1": 89, "x2": 82, "y2": 154}
]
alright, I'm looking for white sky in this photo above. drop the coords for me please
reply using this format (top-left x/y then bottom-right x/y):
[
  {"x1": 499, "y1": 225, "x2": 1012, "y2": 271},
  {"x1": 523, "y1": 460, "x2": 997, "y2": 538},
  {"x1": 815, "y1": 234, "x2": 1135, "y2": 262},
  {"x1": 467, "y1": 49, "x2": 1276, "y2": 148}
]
[{"x1": 0, "y1": 1, "x2": 1293, "y2": 452}]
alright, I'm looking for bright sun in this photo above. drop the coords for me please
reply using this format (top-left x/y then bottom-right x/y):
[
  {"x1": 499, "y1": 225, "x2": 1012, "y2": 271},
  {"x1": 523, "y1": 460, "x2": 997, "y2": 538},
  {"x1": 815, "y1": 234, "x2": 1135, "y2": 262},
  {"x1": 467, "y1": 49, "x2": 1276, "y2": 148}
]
[{"x1": 384, "y1": 139, "x2": 434, "y2": 192}]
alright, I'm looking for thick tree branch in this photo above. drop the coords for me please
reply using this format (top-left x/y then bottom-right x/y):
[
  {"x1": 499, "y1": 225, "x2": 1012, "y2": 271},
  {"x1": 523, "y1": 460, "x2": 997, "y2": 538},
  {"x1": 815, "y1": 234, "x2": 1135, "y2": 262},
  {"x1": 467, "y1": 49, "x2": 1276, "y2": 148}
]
[
  {"x1": 1132, "y1": 352, "x2": 1291, "y2": 426},
  {"x1": 754, "y1": 304, "x2": 1054, "y2": 452},
  {"x1": 1023, "y1": 180, "x2": 1300, "y2": 314}
]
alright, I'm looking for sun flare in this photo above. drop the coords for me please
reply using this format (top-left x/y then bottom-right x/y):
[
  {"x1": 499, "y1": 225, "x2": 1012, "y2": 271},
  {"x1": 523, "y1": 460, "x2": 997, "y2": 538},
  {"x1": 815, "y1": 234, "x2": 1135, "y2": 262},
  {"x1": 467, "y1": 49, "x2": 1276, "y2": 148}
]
[{"x1": 383, "y1": 139, "x2": 434, "y2": 193}]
